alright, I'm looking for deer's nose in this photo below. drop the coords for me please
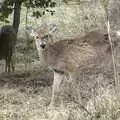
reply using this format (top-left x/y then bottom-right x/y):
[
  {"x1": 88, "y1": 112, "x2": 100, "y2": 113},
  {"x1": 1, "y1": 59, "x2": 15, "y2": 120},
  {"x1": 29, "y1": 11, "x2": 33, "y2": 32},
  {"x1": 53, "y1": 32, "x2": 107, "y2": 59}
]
[{"x1": 40, "y1": 43, "x2": 46, "y2": 49}]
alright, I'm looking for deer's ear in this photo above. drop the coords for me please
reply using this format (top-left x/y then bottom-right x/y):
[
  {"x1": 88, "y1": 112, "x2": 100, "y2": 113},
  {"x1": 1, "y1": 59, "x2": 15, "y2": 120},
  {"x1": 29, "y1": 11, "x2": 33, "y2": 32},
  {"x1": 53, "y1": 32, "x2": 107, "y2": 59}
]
[
  {"x1": 26, "y1": 26, "x2": 34, "y2": 34},
  {"x1": 26, "y1": 26, "x2": 36, "y2": 37},
  {"x1": 49, "y1": 24, "x2": 57, "y2": 34}
]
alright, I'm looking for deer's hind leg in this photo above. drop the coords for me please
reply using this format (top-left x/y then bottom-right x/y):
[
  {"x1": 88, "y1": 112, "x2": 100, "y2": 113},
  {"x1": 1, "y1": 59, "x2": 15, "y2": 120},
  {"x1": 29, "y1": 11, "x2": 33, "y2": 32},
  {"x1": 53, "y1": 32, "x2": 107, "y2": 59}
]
[{"x1": 68, "y1": 69, "x2": 82, "y2": 103}]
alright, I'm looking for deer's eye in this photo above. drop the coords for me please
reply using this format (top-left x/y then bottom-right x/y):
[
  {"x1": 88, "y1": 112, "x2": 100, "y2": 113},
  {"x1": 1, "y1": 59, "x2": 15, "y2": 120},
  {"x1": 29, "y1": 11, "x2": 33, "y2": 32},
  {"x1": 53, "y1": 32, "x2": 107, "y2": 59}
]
[
  {"x1": 41, "y1": 35, "x2": 48, "y2": 39},
  {"x1": 44, "y1": 35, "x2": 49, "y2": 39},
  {"x1": 36, "y1": 36, "x2": 39, "y2": 39}
]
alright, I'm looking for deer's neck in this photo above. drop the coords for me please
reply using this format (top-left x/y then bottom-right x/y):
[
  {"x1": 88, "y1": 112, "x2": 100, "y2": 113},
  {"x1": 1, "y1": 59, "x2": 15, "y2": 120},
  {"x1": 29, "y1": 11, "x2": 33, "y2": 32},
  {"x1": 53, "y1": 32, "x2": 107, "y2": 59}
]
[
  {"x1": 42, "y1": 43, "x2": 58, "y2": 56},
  {"x1": 41, "y1": 43, "x2": 59, "y2": 67}
]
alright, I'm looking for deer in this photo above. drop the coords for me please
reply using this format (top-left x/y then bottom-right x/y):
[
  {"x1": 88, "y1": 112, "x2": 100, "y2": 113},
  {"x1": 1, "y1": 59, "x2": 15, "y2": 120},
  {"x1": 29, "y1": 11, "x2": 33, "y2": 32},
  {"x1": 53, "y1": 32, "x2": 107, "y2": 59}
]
[
  {"x1": 26, "y1": 24, "x2": 115, "y2": 107},
  {"x1": 0, "y1": 25, "x2": 16, "y2": 72}
]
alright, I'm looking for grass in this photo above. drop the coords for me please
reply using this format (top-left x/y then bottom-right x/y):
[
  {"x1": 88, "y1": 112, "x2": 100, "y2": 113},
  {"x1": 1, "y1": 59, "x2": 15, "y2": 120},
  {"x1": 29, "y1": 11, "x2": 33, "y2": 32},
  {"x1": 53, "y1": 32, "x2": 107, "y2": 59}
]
[
  {"x1": 0, "y1": 1, "x2": 120, "y2": 120},
  {"x1": 0, "y1": 62, "x2": 119, "y2": 120}
]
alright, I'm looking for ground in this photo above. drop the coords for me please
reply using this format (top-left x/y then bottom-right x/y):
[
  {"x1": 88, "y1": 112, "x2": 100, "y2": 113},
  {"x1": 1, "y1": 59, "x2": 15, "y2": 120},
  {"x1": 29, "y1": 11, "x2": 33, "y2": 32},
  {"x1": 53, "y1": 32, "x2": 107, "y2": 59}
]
[{"x1": 0, "y1": 60, "x2": 120, "y2": 120}]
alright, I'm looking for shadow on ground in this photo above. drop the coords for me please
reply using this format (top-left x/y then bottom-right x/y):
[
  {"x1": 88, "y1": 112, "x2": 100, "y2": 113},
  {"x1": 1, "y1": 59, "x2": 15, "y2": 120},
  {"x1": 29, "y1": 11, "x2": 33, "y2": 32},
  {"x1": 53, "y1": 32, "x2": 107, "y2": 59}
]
[{"x1": 0, "y1": 67, "x2": 53, "y2": 88}]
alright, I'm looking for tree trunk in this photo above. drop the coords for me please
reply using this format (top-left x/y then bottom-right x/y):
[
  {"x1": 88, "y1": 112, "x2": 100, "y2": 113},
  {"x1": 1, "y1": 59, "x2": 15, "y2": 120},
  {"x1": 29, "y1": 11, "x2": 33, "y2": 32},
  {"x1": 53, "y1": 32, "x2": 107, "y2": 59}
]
[{"x1": 13, "y1": 0, "x2": 21, "y2": 34}]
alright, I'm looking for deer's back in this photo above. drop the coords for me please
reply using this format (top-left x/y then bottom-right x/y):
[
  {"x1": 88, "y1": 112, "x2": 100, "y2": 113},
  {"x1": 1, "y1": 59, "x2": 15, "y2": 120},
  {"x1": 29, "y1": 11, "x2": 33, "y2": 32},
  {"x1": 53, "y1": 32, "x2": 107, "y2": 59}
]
[{"x1": 42, "y1": 38, "x2": 108, "y2": 72}]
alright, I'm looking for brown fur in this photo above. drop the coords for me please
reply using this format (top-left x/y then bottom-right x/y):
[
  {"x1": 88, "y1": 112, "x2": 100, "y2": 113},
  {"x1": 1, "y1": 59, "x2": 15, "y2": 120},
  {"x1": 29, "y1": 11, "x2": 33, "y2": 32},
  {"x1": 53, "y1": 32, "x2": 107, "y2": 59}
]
[
  {"x1": 42, "y1": 31, "x2": 111, "y2": 73},
  {"x1": 39, "y1": 31, "x2": 113, "y2": 107},
  {"x1": 28, "y1": 26, "x2": 115, "y2": 107},
  {"x1": 43, "y1": 41, "x2": 98, "y2": 72}
]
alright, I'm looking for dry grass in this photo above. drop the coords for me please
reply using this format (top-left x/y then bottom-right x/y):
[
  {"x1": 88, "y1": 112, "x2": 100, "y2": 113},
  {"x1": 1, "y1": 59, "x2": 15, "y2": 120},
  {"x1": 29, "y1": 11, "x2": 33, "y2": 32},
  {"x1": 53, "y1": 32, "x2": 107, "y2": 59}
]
[
  {"x1": 0, "y1": 61, "x2": 119, "y2": 120},
  {"x1": 0, "y1": 1, "x2": 120, "y2": 119}
]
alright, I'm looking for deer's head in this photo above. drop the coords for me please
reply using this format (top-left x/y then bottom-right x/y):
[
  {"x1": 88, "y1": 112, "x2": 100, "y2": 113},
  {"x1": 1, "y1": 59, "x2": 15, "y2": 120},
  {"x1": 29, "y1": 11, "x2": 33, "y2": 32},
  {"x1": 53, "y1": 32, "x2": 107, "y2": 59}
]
[{"x1": 26, "y1": 24, "x2": 57, "y2": 49}]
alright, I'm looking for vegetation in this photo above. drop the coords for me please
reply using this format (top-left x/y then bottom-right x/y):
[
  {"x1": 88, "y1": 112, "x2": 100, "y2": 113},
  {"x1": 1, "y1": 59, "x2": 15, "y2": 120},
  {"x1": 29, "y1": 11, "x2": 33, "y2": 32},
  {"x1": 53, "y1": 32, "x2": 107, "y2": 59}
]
[
  {"x1": 0, "y1": 0, "x2": 56, "y2": 33},
  {"x1": 0, "y1": 0, "x2": 120, "y2": 120}
]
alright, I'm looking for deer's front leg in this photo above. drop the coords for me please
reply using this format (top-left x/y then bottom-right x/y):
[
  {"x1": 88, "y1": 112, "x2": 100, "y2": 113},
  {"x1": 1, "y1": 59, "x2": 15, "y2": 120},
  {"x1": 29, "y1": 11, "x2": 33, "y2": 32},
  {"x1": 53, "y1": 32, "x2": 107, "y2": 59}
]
[{"x1": 49, "y1": 71, "x2": 64, "y2": 107}]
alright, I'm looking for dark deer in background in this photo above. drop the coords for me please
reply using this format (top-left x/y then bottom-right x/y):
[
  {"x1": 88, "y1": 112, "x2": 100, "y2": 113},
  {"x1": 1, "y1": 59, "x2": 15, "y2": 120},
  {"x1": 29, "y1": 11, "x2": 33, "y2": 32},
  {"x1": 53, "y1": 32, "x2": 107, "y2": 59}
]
[
  {"x1": 0, "y1": 25, "x2": 16, "y2": 72},
  {"x1": 26, "y1": 24, "x2": 117, "y2": 107}
]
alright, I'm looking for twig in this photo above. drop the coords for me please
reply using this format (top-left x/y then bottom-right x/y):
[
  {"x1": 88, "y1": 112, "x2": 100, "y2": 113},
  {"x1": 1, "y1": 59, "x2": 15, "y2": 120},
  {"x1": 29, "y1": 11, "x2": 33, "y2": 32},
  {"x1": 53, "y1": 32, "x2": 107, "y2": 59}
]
[
  {"x1": 106, "y1": 20, "x2": 118, "y2": 87},
  {"x1": 103, "y1": 1, "x2": 119, "y2": 89}
]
